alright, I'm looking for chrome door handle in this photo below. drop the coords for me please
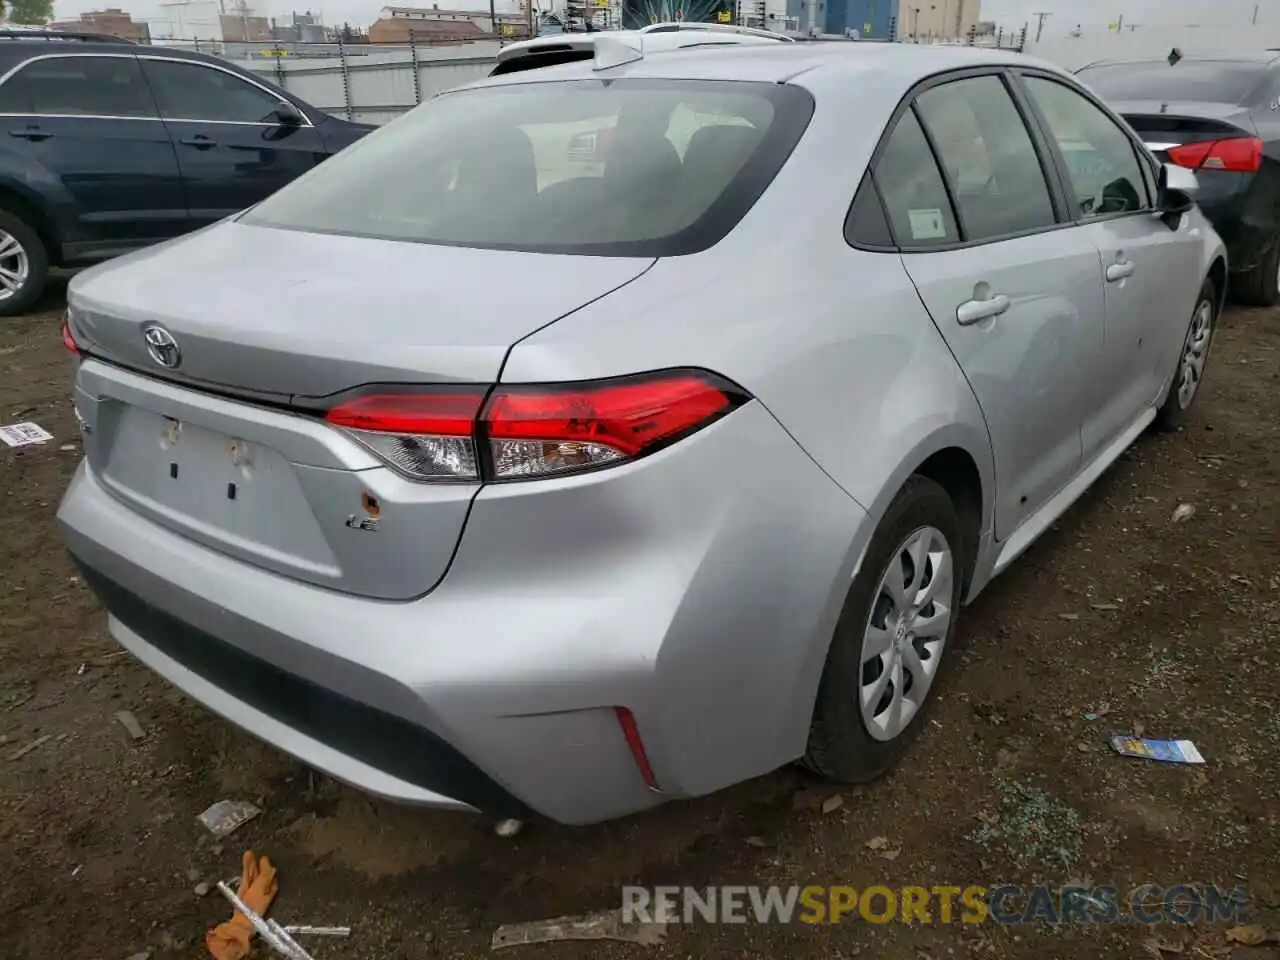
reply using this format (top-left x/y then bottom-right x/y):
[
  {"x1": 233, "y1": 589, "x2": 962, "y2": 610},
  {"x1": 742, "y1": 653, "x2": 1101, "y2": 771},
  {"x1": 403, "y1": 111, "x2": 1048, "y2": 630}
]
[
  {"x1": 1106, "y1": 260, "x2": 1135, "y2": 282},
  {"x1": 956, "y1": 294, "x2": 1011, "y2": 326}
]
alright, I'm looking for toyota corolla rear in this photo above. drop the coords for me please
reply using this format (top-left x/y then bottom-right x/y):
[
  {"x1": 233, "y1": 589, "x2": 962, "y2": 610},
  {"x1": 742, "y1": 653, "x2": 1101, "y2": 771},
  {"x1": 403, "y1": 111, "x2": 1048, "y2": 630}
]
[{"x1": 56, "y1": 68, "x2": 867, "y2": 824}]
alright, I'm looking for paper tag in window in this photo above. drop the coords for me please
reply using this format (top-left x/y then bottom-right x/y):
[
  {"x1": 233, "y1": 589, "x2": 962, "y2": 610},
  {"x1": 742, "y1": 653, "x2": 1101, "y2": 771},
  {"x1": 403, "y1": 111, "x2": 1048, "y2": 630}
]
[{"x1": 908, "y1": 208, "x2": 947, "y2": 241}]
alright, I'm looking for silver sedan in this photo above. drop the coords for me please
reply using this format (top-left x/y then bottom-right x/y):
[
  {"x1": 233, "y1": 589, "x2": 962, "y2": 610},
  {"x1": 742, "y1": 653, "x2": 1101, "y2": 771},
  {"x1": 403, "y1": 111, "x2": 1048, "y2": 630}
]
[{"x1": 58, "y1": 38, "x2": 1224, "y2": 825}]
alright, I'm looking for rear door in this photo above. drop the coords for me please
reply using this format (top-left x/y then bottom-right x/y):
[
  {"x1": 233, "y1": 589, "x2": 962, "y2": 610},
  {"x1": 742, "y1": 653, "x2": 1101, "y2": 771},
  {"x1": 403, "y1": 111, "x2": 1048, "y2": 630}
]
[
  {"x1": 138, "y1": 56, "x2": 327, "y2": 227},
  {"x1": 0, "y1": 52, "x2": 187, "y2": 256},
  {"x1": 873, "y1": 71, "x2": 1106, "y2": 540},
  {"x1": 1018, "y1": 73, "x2": 1203, "y2": 458}
]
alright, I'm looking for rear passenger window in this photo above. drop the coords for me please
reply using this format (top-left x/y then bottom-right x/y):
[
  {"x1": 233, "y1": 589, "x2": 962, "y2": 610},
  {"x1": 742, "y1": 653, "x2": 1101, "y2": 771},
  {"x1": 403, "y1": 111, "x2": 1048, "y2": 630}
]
[
  {"x1": 915, "y1": 76, "x2": 1058, "y2": 241},
  {"x1": 1023, "y1": 76, "x2": 1150, "y2": 218},
  {"x1": 873, "y1": 109, "x2": 959, "y2": 248},
  {"x1": 0, "y1": 55, "x2": 156, "y2": 118}
]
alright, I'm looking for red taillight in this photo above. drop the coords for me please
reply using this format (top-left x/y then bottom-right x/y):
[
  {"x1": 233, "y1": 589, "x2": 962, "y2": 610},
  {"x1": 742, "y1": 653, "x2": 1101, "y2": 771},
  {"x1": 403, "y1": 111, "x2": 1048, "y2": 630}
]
[
  {"x1": 60, "y1": 313, "x2": 80, "y2": 353},
  {"x1": 323, "y1": 370, "x2": 745, "y2": 483},
  {"x1": 614, "y1": 706, "x2": 659, "y2": 792},
  {"x1": 325, "y1": 390, "x2": 484, "y2": 436},
  {"x1": 485, "y1": 372, "x2": 739, "y2": 478},
  {"x1": 325, "y1": 388, "x2": 486, "y2": 481},
  {"x1": 1167, "y1": 137, "x2": 1263, "y2": 173}
]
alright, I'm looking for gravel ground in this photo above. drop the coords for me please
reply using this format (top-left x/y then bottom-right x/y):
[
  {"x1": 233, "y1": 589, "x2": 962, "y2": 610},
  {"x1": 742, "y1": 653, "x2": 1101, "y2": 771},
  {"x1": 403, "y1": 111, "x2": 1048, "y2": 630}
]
[{"x1": 2, "y1": 287, "x2": 1278, "y2": 960}]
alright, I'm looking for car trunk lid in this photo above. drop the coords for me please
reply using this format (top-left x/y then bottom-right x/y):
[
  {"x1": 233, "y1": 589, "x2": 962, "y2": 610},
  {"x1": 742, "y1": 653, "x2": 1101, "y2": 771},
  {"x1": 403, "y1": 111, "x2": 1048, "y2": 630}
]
[
  {"x1": 1111, "y1": 99, "x2": 1258, "y2": 157},
  {"x1": 69, "y1": 220, "x2": 655, "y2": 400},
  {"x1": 68, "y1": 221, "x2": 655, "y2": 600}
]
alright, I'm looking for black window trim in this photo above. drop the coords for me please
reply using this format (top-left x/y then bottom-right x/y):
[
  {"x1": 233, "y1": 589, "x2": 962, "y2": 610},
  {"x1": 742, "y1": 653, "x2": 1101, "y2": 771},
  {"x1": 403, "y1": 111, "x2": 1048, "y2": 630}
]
[
  {"x1": 846, "y1": 65, "x2": 1082, "y2": 256},
  {"x1": 1010, "y1": 67, "x2": 1159, "y2": 225},
  {"x1": 0, "y1": 51, "x2": 310, "y2": 127}
]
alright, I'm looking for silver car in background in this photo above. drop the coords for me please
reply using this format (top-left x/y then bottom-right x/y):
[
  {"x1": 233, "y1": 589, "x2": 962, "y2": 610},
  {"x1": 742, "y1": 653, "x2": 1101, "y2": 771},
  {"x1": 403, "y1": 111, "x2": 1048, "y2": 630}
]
[{"x1": 58, "y1": 39, "x2": 1224, "y2": 825}]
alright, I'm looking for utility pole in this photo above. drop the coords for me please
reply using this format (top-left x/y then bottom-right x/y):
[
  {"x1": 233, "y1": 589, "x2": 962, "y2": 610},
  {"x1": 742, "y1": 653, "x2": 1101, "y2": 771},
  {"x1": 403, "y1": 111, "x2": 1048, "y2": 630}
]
[
  {"x1": 1031, "y1": 10, "x2": 1050, "y2": 43},
  {"x1": 1254, "y1": 3, "x2": 1260, "y2": 25}
]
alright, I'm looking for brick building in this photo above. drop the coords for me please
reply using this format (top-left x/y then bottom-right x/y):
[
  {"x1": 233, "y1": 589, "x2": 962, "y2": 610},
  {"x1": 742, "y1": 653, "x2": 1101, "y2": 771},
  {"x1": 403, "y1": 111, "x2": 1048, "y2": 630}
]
[
  {"x1": 368, "y1": 5, "x2": 530, "y2": 43},
  {"x1": 49, "y1": 8, "x2": 152, "y2": 42}
]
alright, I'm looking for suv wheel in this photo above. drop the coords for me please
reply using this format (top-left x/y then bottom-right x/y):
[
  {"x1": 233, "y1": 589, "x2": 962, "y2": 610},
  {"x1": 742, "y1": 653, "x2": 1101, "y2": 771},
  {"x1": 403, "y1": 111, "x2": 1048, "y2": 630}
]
[{"x1": 0, "y1": 209, "x2": 48, "y2": 317}]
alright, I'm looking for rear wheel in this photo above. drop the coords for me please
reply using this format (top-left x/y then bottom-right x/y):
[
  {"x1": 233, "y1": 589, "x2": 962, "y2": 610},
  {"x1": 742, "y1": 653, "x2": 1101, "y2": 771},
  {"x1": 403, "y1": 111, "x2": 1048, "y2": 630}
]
[
  {"x1": 803, "y1": 476, "x2": 964, "y2": 783},
  {"x1": 1154, "y1": 278, "x2": 1216, "y2": 433},
  {"x1": 1230, "y1": 237, "x2": 1280, "y2": 307},
  {"x1": 0, "y1": 209, "x2": 47, "y2": 318}
]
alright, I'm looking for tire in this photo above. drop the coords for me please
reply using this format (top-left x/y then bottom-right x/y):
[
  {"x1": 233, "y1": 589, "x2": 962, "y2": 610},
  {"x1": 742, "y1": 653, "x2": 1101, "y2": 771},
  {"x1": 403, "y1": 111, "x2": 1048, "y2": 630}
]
[
  {"x1": 1154, "y1": 278, "x2": 1217, "y2": 433},
  {"x1": 0, "y1": 208, "x2": 47, "y2": 318},
  {"x1": 1230, "y1": 239, "x2": 1280, "y2": 307},
  {"x1": 803, "y1": 475, "x2": 965, "y2": 783}
]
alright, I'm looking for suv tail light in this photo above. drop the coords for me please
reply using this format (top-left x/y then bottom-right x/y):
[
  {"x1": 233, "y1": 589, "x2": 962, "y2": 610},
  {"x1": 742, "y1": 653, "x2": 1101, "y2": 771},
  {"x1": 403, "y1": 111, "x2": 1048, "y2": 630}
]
[
  {"x1": 1167, "y1": 137, "x2": 1263, "y2": 173},
  {"x1": 324, "y1": 370, "x2": 748, "y2": 482}
]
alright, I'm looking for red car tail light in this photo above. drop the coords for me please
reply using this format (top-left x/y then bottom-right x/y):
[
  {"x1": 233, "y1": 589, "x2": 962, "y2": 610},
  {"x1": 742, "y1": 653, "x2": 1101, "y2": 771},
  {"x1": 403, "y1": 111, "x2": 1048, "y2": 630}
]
[
  {"x1": 1167, "y1": 137, "x2": 1263, "y2": 173},
  {"x1": 325, "y1": 388, "x2": 487, "y2": 481},
  {"x1": 60, "y1": 312, "x2": 80, "y2": 353},
  {"x1": 323, "y1": 370, "x2": 747, "y2": 483},
  {"x1": 483, "y1": 371, "x2": 744, "y2": 479}
]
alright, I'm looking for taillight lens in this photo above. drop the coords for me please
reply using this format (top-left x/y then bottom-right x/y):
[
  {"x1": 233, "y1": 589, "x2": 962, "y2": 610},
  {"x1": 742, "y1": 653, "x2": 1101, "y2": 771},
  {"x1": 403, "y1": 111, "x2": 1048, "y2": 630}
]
[
  {"x1": 486, "y1": 372, "x2": 741, "y2": 478},
  {"x1": 1167, "y1": 137, "x2": 1263, "y2": 173},
  {"x1": 325, "y1": 388, "x2": 486, "y2": 481},
  {"x1": 323, "y1": 370, "x2": 747, "y2": 483},
  {"x1": 60, "y1": 312, "x2": 80, "y2": 353}
]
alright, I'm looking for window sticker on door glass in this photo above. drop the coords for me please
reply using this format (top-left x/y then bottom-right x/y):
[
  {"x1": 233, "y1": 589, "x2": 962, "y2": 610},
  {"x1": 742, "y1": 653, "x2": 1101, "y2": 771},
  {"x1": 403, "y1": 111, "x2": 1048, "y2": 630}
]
[{"x1": 908, "y1": 208, "x2": 948, "y2": 241}]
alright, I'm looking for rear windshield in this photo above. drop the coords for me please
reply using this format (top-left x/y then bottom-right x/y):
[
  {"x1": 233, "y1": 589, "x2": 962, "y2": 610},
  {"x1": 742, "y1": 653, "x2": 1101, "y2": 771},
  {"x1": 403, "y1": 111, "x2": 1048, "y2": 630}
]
[
  {"x1": 1076, "y1": 61, "x2": 1270, "y2": 105},
  {"x1": 242, "y1": 78, "x2": 814, "y2": 256}
]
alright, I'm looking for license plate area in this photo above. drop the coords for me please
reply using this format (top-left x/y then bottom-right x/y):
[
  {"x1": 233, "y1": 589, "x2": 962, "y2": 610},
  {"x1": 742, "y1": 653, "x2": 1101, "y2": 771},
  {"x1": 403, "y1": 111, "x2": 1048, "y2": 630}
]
[{"x1": 98, "y1": 402, "x2": 338, "y2": 573}]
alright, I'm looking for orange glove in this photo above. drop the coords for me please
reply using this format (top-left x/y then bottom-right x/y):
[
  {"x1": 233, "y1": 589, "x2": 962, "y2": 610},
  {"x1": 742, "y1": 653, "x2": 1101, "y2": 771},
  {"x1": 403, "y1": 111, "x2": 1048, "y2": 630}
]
[{"x1": 206, "y1": 851, "x2": 278, "y2": 960}]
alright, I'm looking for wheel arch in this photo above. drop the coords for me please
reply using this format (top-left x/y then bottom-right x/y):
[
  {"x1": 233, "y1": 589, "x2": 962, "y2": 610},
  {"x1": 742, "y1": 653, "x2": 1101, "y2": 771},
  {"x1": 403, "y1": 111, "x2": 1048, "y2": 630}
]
[
  {"x1": 1207, "y1": 255, "x2": 1227, "y2": 315},
  {"x1": 0, "y1": 181, "x2": 59, "y2": 265}
]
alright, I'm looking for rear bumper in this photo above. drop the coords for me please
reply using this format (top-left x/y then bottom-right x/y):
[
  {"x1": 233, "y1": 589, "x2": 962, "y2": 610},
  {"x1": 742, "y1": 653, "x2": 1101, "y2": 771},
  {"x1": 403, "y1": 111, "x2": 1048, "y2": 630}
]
[
  {"x1": 59, "y1": 399, "x2": 869, "y2": 825},
  {"x1": 1194, "y1": 168, "x2": 1280, "y2": 275}
]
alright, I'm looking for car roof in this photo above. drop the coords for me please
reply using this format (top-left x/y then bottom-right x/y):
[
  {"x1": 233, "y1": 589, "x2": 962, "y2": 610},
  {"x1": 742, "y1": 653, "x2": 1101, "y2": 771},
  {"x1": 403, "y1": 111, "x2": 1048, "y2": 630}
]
[
  {"x1": 0, "y1": 36, "x2": 257, "y2": 69},
  {"x1": 474, "y1": 40, "x2": 1060, "y2": 90}
]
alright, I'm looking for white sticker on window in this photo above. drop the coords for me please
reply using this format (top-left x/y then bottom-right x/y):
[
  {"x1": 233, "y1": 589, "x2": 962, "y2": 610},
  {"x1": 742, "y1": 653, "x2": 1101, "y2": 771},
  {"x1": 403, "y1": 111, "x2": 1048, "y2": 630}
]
[{"x1": 908, "y1": 208, "x2": 948, "y2": 241}]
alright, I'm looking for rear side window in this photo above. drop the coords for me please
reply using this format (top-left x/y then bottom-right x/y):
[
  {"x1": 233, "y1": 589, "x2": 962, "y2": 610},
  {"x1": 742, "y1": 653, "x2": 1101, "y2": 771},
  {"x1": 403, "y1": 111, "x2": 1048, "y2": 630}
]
[
  {"x1": 242, "y1": 79, "x2": 814, "y2": 256},
  {"x1": 915, "y1": 75, "x2": 1057, "y2": 242},
  {"x1": 1077, "y1": 61, "x2": 1270, "y2": 106},
  {"x1": 139, "y1": 59, "x2": 288, "y2": 123},
  {"x1": 1023, "y1": 76, "x2": 1149, "y2": 217},
  {"x1": 873, "y1": 109, "x2": 958, "y2": 248},
  {"x1": 0, "y1": 55, "x2": 156, "y2": 118}
]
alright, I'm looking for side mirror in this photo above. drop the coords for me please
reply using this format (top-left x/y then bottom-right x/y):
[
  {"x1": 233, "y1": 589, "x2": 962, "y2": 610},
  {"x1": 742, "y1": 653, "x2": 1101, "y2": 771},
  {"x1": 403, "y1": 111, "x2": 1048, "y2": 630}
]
[
  {"x1": 270, "y1": 101, "x2": 305, "y2": 126},
  {"x1": 1158, "y1": 162, "x2": 1198, "y2": 213}
]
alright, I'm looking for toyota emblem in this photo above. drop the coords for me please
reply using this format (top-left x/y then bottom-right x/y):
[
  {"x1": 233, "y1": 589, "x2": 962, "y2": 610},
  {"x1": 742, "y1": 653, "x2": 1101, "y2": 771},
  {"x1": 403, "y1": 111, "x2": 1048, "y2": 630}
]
[{"x1": 142, "y1": 324, "x2": 181, "y2": 369}]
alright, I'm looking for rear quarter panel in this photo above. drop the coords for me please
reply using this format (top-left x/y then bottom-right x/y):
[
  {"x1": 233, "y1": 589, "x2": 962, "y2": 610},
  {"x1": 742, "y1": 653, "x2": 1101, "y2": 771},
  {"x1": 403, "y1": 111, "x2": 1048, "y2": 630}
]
[{"x1": 501, "y1": 66, "x2": 998, "y2": 773}]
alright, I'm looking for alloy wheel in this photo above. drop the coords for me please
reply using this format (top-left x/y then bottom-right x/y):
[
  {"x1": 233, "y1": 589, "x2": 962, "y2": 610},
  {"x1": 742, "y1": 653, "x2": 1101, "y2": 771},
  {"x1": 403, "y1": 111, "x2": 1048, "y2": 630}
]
[
  {"x1": 1176, "y1": 298, "x2": 1213, "y2": 410},
  {"x1": 859, "y1": 525, "x2": 954, "y2": 742},
  {"x1": 0, "y1": 229, "x2": 30, "y2": 302}
]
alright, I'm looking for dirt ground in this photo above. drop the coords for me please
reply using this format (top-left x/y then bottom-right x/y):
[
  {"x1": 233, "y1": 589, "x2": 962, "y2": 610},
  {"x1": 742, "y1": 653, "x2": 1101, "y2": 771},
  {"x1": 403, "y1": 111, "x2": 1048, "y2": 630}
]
[{"x1": 2, "y1": 283, "x2": 1279, "y2": 960}]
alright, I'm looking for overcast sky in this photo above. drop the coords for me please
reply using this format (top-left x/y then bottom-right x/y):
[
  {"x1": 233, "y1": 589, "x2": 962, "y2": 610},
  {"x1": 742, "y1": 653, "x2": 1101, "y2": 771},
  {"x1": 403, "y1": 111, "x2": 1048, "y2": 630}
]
[{"x1": 48, "y1": 0, "x2": 1269, "y2": 37}]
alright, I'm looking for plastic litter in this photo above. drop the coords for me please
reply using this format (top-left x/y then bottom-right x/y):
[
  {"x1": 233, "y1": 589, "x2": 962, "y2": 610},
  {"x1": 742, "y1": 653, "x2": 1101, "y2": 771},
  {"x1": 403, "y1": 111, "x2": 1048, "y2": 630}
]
[
  {"x1": 1109, "y1": 736, "x2": 1205, "y2": 764},
  {"x1": 198, "y1": 800, "x2": 262, "y2": 838},
  {"x1": 492, "y1": 910, "x2": 666, "y2": 949},
  {"x1": 0, "y1": 421, "x2": 52, "y2": 447}
]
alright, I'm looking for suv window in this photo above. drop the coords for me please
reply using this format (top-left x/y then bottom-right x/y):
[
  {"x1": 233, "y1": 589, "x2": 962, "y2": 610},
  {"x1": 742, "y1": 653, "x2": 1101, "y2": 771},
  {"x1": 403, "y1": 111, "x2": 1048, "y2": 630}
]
[
  {"x1": 915, "y1": 75, "x2": 1058, "y2": 242},
  {"x1": 0, "y1": 55, "x2": 156, "y2": 118},
  {"x1": 873, "y1": 108, "x2": 959, "y2": 248},
  {"x1": 139, "y1": 58, "x2": 288, "y2": 123},
  {"x1": 1024, "y1": 76, "x2": 1149, "y2": 218}
]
